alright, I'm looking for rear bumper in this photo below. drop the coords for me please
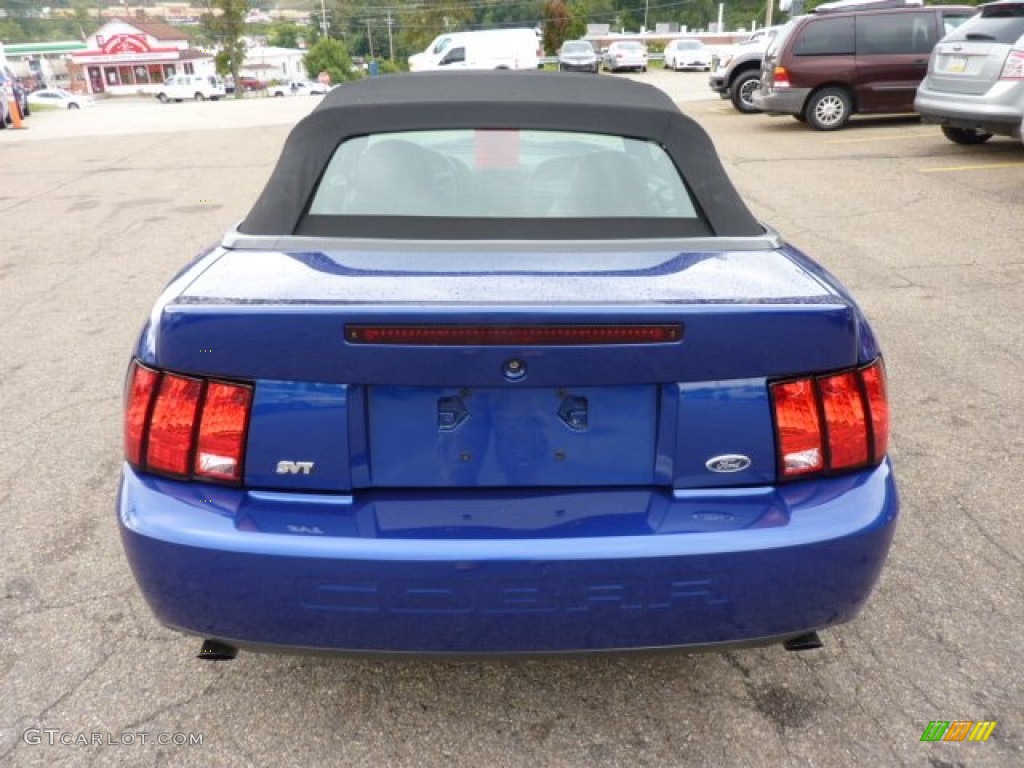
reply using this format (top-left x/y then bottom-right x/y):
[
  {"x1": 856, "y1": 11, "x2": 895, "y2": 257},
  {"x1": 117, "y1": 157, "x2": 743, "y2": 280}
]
[
  {"x1": 119, "y1": 463, "x2": 899, "y2": 655},
  {"x1": 752, "y1": 88, "x2": 810, "y2": 116},
  {"x1": 915, "y1": 86, "x2": 1024, "y2": 138},
  {"x1": 606, "y1": 60, "x2": 647, "y2": 71},
  {"x1": 559, "y1": 62, "x2": 599, "y2": 73}
]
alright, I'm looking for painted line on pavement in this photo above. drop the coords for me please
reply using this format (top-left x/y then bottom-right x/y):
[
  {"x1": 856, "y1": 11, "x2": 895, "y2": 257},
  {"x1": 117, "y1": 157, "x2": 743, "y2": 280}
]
[
  {"x1": 824, "y1": 133, "x2": 935, "y2": 144},
  {"x1": 921, "y1": 161, "x2": 1024, "y2": 173}
]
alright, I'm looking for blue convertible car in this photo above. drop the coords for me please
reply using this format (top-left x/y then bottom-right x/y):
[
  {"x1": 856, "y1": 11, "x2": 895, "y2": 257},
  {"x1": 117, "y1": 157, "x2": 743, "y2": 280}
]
[{"x1": 119, "y1": 72, "x2": 897, "y2": 658}]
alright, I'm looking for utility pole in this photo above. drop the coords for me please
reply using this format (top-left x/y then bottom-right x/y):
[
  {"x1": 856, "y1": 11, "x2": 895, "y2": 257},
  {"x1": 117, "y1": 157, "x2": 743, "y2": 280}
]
[
  {"x1": 319, "y1": 0, "x2": 329, "y2": 36},
  {"x1": 366, "y1": 19, "x2": 374, "y2": 58},
  {"x1": 387, "y1": 9, "x2": 394, "y2": 61}
]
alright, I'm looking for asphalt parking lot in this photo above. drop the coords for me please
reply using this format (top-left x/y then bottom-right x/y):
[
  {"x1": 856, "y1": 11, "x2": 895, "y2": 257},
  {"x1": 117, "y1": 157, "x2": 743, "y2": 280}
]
[{"x1": 1, "y1": 74, "x2": 1021, "y2": 767}]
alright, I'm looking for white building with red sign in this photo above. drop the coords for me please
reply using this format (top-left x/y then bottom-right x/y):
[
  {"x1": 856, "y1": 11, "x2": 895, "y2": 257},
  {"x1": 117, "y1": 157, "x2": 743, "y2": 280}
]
[{"x1": 70, "y1": 19, "x2": 215, "y2": 96}]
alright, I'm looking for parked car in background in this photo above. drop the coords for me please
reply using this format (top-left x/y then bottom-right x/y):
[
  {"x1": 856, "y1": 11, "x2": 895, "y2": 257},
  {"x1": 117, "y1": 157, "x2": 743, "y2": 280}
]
[
  {"x1": 753, "y1": 0, "x2": 974, "y2": 130},
  {"x1": 409, "y1": 28, "x2": 542, "y2": 71},
  {"x1": 269, "y1": 79, "x2": 328, "y2": 97},
  {"x1": 240, "y1": 76, "x2": 268, "y2": 91},
  {"x1": 603, "y1": 40, "x2": 648, "y2": 72},
  {"x1": 709, "y1": 26, "x2": 783, "y2": 113},
  {"x1": 663, "y1": 38, "x2": 713, "y2": 71},
  {"x1": 27, "y1": 88, "x2": 95, "y2": 110},
  {"x1": 118, "y1": 72, "x2": 898, "y2": 659},
  {"x1": 156, "y1": 74, "x2": 226, "y2": 103},
  {"x1": 558, "y1": 40, "x2": 599, "y2": 73},
  {"x1": 915, "y1": 0, "x2": 1024, "y2": 145},
  {"x1": 226, "y1": 76, "x2": 268, "y2": 94}
]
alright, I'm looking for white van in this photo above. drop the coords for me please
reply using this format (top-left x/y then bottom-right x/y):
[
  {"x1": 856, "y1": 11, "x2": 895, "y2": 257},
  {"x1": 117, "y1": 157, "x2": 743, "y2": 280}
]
[
  {"x1": 409, "y1": 29, "x2": 541, "y2": 72},
  {"x1": 156, "y1": 74, "x2": 227, "y2": 103}
]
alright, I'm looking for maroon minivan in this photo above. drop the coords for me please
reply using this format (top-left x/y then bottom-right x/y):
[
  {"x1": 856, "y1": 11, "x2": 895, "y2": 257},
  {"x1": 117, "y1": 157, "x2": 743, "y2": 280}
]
[{"x1": 753, "y1": 0, "x2": 975, "y2": 130}]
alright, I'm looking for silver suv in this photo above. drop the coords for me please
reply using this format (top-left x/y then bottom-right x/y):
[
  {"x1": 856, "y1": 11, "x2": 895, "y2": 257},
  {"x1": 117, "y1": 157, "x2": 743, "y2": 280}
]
[
  {"x1": 708, "y1": 26, "x2": 783, "y2": 113},
  {"x1": 915, "y1": 0, "x2": 1024, "y2": 144}
]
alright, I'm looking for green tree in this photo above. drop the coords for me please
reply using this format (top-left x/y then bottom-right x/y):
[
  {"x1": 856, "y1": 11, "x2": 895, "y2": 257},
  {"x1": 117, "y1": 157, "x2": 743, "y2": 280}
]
[
  {"x1": 268, "y1": 21, "x2": 307, "y2": 49},
  {"x1": 542, "y1": 0, "x2": 572, "y2": 56},
  {"x1": 397, "y1": 1, "x2": 474, "y2": 62},
  {"x1": 69, "y1": 0, "x2": 96, "y2": 36},
  {"x1": 678, "y1": 0, "x2": 718, "y2": 32},
  {"x1": 322, "y1": 0, "x2": 349, "y2": 40},
  {"x1": 0, "y1": 19, "x2": 27, "y2": 43},
  {"x1": 202, "y1": 0, "x2": 248, "y2": 98},
  {"x1": 565, "y1": 1, "x2": 589, "y2": 41},
  {"x1": 304, "y1": 36, "x2": 354, "y2": 86}
]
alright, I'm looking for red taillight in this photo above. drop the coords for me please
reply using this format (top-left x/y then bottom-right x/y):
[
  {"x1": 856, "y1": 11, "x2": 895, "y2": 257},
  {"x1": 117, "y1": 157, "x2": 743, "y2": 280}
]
[
  {"x1": 194, "y1": 381, "x2": 252, "y2": 482},
  {"x1": 860, "y1": 360, "x2": 889, "y2": 463},
  {"x1": 819, "y1": 371, "x2": 869, "y2": 470},
  {"x1": 771, "y1": 359, "x2": 890, "y2": 480},
  {"x1": 1000, "y1": 50, "x2": 1024, "y2": 80},
  {"x1": 771, "y1": 379, "x2": 824, "y2": 477},
  {"x1": 123, "y1": 361, "x2": 251, "y2": 485},
  {"x1": 773, "y1": 66, "x2": 790, "y2": 89},
  {"x1": 345, "y1": 324, "x2": 682, "y2": 346},
  {"x1": 147, "y1": 373, "x2": 203, "y2": 476},
  {"x1": 124, "y1": 361, "x2": 159, "y2": 466}
]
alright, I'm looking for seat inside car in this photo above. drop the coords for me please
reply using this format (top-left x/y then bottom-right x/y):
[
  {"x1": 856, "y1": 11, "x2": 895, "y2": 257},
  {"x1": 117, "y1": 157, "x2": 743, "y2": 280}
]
[
  {"x1": 565, "y1": 150, "x2": 649, "y2": 217},
  {"x1": 343, "y1": 139, "x2": 440, "y2": 216}
]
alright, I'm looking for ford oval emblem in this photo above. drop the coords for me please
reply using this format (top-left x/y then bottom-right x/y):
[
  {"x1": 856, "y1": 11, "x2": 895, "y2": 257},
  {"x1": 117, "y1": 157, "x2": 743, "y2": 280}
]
[{"x1": 706, "y1": 454, "x2": 752, "y2": 473}]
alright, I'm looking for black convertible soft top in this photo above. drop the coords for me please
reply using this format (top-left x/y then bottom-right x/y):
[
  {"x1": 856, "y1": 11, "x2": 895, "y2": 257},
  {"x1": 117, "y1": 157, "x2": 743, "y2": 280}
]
[{"x1": 238, "y1": 71, "x2": 762, "y2": 238}]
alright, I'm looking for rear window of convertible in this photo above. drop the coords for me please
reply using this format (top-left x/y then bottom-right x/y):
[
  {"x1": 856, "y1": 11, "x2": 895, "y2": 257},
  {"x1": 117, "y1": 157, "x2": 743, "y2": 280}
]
[{"x1": 300, "y1": 129, "x2": 709, "y2": 239}]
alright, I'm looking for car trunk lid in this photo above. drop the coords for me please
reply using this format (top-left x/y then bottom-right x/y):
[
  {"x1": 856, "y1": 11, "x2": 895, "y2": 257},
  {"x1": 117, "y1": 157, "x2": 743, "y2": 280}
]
[
  {"x1": 156, "y1": 246, "x2": 856, "y2": 383},
  {"x1": 929, "y1": 41, "x2": 1015, "y2": 94},
  {"x1": 149, "y1": 244, "x2": 861, "y2": 490}
]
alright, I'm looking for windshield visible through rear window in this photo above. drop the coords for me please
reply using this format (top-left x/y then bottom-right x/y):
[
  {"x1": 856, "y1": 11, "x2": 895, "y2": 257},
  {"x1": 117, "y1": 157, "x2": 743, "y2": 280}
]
[
  {"x1": 307, "y1": 130, "x2": 699, "y2": 222},
  {"x1": 562, "y1": 42, "x2": 594, "y2": 53}
]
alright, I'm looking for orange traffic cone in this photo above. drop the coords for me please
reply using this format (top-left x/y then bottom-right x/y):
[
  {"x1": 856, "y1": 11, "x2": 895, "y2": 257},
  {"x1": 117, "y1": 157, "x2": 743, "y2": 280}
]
[{"x1": 7, "y1": 94, "x2": 25, "y2": 129}]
